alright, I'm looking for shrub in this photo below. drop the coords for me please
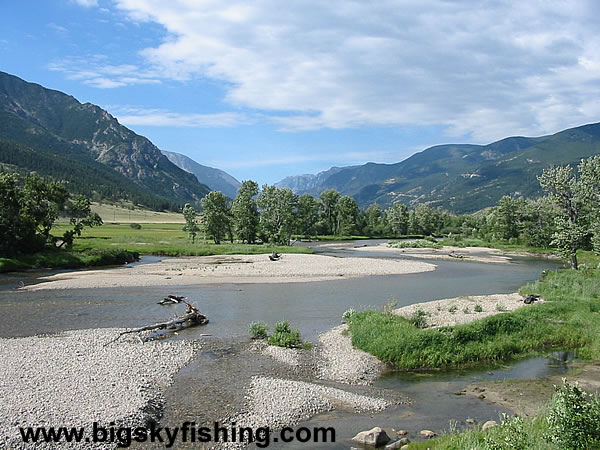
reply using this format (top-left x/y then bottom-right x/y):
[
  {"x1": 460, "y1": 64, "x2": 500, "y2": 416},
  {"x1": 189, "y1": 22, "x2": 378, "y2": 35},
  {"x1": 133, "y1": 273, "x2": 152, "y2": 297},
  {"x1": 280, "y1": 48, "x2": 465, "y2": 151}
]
[
  {"x1": 496, "y1": 302, "x2": 507, "y2": 312},
  {"x1": 130, "y1": 223, "x2": 142, "y2": 229},
  {"x1": 449, "y1": 305, "x2": 458, "y2": 314},
  {"x1": 545, "y1": 379, "x2": 600, "y2": 449},
  {"x1": 342, "y1": 308, "x2": 357, "y2": 323},
  {"x1": 474, "y1": 303, "x2": 484, "y2": 313},
  {"x1": 484, "y1": 413, "x2": 530, "y2": 450},
  {"x1": 463, "y1": 306, "x2": 471, "y2": 314},
  {"x1": 410, "y1": 307, "x2": 428, "y2": 329},
  {"x1": 274, "y1": 320, "x2": 291, "y2": 333},
  {"x1": 383, "y1": 299, "x2": 398, "y2": 315},
  {"x1": 268, "y1": 328, "x2": 303, "y2": 348},
  {"x1": 248, "y1": 322, "x2": 269, "y2": 339}
]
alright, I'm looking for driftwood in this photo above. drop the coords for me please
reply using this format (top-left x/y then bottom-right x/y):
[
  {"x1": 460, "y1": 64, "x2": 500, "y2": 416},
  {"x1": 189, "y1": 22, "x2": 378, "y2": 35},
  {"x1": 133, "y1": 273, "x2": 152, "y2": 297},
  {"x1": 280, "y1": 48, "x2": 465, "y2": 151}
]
[
  {"x1": 269, "y1": 251, "x2": 282, "y2": 261},
  {"x1": 105, "y1": 302, "x2": 208, "y2": 346},
  {"x1": 524, "y1": 294, "x2": 541, "y2": 304},
  {"x1": 158, "y1": 294, "x2": 186, "y2": 305}
]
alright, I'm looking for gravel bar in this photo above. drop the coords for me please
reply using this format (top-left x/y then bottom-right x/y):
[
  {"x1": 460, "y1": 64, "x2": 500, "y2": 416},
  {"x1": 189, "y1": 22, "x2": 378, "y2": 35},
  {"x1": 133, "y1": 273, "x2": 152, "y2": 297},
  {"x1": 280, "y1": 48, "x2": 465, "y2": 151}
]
[
  {"x1": 0, "y1": 328, "x2": 198, "y2": 448},
  {"x1": 315, "y1": 324, "x2": 384, "y2": 385}
]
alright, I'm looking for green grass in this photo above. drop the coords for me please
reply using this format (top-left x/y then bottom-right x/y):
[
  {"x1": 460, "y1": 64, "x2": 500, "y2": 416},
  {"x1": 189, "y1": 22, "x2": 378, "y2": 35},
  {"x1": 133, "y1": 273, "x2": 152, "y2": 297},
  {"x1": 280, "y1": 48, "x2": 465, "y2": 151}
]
[
  {"x1": 0, "y1": 248, "x2": 139, "y2": 272},
  {"x1": 50, "y1": 223, "x2": 313, "y2": 257},
  {"x1": 437, "y1": 237, "x2": 553, "y2": 255},
  {"x1": 389, "y1": 239, "x2": 443, "y2": 249},
  {"x1": 348, "y1": 252, "x2": 600, "y2": 370}
]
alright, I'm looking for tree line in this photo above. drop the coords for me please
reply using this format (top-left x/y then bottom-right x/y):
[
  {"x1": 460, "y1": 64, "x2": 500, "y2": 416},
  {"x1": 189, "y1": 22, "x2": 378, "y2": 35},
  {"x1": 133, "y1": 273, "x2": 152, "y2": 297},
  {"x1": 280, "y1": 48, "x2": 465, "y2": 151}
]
[{"x1": 186, "y1": 155, "x2": 600, "y2": 270}]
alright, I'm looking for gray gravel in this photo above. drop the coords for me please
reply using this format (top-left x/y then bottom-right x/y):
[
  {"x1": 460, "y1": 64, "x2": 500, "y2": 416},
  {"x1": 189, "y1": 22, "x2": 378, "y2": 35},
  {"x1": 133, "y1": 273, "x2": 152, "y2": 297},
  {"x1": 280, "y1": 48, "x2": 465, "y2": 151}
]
[
  {"x1": 222, "y1": 376, "x2": 389, "y2": 448},
  {"x1": 315, "y1": 324, "x2": 384, "y2": 385},
  {"x1": 0, "y1": 328, "x2": 198, "y2": 449}
]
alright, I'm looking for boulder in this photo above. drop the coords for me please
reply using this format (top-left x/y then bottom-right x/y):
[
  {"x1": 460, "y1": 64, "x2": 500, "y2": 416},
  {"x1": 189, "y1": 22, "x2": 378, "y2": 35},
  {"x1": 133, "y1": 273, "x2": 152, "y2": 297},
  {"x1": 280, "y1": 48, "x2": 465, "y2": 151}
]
[
  {"x1": 419, "y1": 429, "x2": 436, "y2": 438},
  {"x1": 385, "y1": 437, "x2": 410, "y2": 449},
  {"x1": 482, "y1": 420, "x2": 498, "y2": 431},
  {"x1": 352, "y1": 427, "x2": 391, "y2": 447}
]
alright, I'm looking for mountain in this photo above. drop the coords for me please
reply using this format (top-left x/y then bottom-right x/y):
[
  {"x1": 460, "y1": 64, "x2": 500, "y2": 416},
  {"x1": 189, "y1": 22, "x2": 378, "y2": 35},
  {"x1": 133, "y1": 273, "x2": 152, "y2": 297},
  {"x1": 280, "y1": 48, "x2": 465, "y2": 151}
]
[
  {"x1": 275, "y1": 167, "x2": 347, "y2": 192},
  {"x1": 0, "y1": 71, "x2": 210, "y2": 210},
  {"x1": 276, "y1": 124, "x2": 600, "y2": 213},
  {"x1": 162, "y1": 150, "x2": 240, "y2": 199}
]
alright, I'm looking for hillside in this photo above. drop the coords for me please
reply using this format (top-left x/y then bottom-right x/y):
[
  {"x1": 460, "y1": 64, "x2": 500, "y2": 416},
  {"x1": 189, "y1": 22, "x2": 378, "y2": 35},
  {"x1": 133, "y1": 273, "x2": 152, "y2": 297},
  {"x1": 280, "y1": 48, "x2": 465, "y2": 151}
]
[
  {"x1": 0, "y1": 71, "x2": 210, "y2": 210},
  {"x1": 276, "y1": 124, "x2": 600, "y2": 213},
  {"x1": 162, "y1": 150, "x2": 240, "y2": 199}
]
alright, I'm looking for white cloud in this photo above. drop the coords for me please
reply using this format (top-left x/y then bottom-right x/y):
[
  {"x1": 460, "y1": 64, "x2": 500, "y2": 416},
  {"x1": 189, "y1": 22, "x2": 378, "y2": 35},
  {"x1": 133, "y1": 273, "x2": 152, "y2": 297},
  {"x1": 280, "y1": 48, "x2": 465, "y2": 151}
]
[
  {"x1": 111, "y1": 106, "x2": 251, "y2": 127},
  {"x1": 106, "y1": 1, "x2": 600, "y2": 141},
  {"x1": 72, "y1": 0, "x2": 98, "y2": 7},
  {"x1": 48, "y1": 56, "x2": 161, "y2": 88}
]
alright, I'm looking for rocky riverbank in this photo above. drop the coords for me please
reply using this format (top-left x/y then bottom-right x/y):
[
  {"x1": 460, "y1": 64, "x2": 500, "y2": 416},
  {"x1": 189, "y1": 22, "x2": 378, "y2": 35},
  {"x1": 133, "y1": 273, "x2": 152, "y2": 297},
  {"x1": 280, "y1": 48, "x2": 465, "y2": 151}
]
[{"x1": 0, "y1": 328, "x2": 198, "y2": 448}]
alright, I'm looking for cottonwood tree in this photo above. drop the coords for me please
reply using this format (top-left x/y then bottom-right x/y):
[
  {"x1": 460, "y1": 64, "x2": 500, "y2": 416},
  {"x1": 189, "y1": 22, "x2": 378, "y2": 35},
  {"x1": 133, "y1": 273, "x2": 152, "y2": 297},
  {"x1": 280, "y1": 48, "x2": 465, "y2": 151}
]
[
  {"x1": 201, "y1": 191, "x2": 232, "y2": 244},
  {"x1": 232, "y1": 180, "x2": 259, "y2": 243},
  {"x1": 538, "y1": 156, "x2": 600, "y2": 269},
  {"x1": 335, "y1": 195, "x2": 359, "y2": 235},
  {"x1": 59, "y1": 195, "x2": 103, "y2": 248},
  {"x1": 182, "y1": 203, "x2": 200, "y2": 244},
  {"x1": 319, "y1": 189, "x2": 340, "y2": 235},
  {"x1": 386, "y1": 203, "x2": 409, "y2": 236},
  {"x1": 257, "y1": 185, "x2": 298, "y2": 245},
  {"x1": 296, "y1": 193, "x2": 319, "y2": 237}
]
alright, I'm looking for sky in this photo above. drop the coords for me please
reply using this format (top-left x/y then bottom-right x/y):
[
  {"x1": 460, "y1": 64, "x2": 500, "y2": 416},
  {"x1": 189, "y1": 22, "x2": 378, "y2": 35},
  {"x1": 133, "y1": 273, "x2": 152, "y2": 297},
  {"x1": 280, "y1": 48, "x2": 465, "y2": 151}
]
[{"x1": 1, "y1": 0, "x2": 600, "y2": 185}]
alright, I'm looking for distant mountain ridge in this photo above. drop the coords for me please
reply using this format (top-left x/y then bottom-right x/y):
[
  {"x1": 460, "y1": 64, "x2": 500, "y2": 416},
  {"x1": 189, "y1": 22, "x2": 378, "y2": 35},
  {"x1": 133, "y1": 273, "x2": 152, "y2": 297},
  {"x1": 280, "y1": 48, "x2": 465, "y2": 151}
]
[
  {"x1": 0, "y1": 71, "x2": 210, "y2": 210},
  {"x1": 275, "y1": 124, "x2": 600, "y2": 213},
  {"x1": 162, "y1": 150, "x2": 241, "y2": 199}
]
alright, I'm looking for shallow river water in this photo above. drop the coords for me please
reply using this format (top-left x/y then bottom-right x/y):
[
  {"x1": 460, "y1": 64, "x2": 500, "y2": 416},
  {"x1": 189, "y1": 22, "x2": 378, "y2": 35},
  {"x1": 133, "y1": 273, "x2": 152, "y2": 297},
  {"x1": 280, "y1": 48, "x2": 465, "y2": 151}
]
[{"x1": 0, "y1": 241, "x2": 566, "y2": 448}]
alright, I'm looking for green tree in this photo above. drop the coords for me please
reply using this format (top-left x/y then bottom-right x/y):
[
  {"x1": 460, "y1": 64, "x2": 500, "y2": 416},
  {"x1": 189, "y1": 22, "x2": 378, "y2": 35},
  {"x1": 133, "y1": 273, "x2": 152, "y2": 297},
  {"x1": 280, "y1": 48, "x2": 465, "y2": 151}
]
[
  {"x1": 59, "y1": 195, "x2": 103, "y2": 248},
  {"x1": 494, "y1": 195, "x2": 523, "y2": 241},
  {"x1": 335, "y1": 195, "x2": 359, "y2": 235},
  {"x1": 201, "y1": 191, "x2": 232, "y2": 244},
  {"x1": 319, "y1": 189, "x2": 340, "y2": 235},
  {"x1": 537, "y1": 158, "x2": 600, "y2": 269},
  {"x1": 258, "y1": 185, "x2": 298, "y2": 245},
  {"x1": 296, "y1": 194, "x2": 319, "y2": 237},
  {"x1": 232, "y1": 180, "x2": 259, "y2": 243},
  {"x1": 364, "y1": 203, "x2": 383, "y2": 236},
  {"x1": 0, "y1": 173, "x2": 68, "y2": 256},
  {"x1": 386, "y1": 203, "x2": 409, "y2": 236},
  {"x1": 182, "y1": 203, "x2": 200, "y2": 243}
]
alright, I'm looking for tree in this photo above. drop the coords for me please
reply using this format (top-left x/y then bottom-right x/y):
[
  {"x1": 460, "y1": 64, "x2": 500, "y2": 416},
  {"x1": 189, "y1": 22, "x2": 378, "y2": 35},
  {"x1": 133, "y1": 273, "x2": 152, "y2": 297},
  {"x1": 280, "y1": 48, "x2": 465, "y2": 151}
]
[
  {"x1": 232, "y1": 180, "x2": 259, "y2": 243},
  {"x1": 537, "y1": 158, "x2": 600, "y2": 269},
  {"x1": 494, "y1": 195, "x2": 523, "y2": 241},
  {"x1": 386, "y1": 203, "x2": 409, "y2": 236},
  {"x1": 335, "y1": 195, "x2": 359, "y2": 236},
  {"x1": 201, "y1": 191, "x2": 232, "y2": 244},
  {"x1": 0, "y1": 173, "x2": 68, "y2": 256},
  {"x1": 257, "y1": 185, "x2": 298, "y2": 245},
  {"x1": 296, "y1": 194, "x2": 320, "y2": 237},
  {"x1": 319, "y1": 189, "x2": 340, "y2": 235},
  {"x1": 182, "y1": 203, "x2": 200, "y2": 244},
  {"x1": 59, "y1": 195, "x2": 103, "y2": 248},
  {"x1": 364, "y1": 203, "x2": 383, "y2": 236}
]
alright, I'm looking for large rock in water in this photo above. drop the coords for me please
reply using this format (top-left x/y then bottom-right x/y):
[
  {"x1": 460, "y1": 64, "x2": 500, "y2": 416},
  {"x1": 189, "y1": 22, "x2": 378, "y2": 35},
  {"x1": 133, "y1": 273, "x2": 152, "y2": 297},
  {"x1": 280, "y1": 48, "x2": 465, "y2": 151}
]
[{"x1": 352, "y1": 427, "x2": 391, "y2": 446}]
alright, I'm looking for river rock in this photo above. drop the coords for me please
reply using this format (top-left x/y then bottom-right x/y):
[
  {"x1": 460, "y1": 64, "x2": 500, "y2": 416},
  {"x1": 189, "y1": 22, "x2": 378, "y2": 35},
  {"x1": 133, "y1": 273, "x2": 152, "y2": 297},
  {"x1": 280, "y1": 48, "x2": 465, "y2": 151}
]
[
  {"x1": 397, "y1": 430, "x2": 408, "y2": 436},
  {"x1": 352, "y1": 427, "x2": 391, "y2": 446},
  {"x1": 385, "y1": 437, "x2": 410, "y2": 449},
  {"x1": 482, "y1": 420, "x2": 498, "y2": 431},
  {"x1": 466, "y1": 418, "x2": 476, "y2": 425},
  {"x1": 420, "y1": 429, "x2": 436, "y2": 438}
]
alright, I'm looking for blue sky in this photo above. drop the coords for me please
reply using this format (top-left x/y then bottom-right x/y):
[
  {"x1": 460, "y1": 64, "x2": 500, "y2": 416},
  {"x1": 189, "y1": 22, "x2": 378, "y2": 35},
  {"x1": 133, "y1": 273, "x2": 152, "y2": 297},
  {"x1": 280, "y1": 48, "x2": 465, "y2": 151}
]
[{"x1": 2, "y1": 0, "x2": 600, "y2": 185}]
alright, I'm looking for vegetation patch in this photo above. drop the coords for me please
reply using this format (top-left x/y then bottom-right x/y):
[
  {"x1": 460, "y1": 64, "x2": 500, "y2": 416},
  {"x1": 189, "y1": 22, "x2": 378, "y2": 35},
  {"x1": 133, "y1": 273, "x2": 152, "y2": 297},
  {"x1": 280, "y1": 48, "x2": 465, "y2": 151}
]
[
  {"x1": 0, "y1": 248, "x2": 138, "y2": 272},
  {"x1": 348, "y1": 253, "x2": 599, "y2": 369}
]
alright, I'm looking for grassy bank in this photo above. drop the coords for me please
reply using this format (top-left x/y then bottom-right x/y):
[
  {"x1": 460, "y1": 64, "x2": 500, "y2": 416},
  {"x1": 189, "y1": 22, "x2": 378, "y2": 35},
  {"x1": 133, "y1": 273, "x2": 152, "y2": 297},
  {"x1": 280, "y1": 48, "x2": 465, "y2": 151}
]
[
  {"x1": 0, "y1": 248, "x2": 139, "y2": 273},
  {"x1": 51, "y1": 223, "x2": 313, "y2": 257},
  {"x1": 348, "y1": 251, "x2": 600, "y2": 370}
]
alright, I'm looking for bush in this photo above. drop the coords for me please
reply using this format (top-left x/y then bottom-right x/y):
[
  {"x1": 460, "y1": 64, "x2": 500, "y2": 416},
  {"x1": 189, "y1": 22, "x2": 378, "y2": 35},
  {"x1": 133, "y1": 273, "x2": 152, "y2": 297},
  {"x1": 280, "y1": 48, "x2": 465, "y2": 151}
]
[
  {"x1": 342, "y1": 308, "x2": 356, "y2": 323},
  {"x1": 484, "y1": 414, "x2": 530, "y2": 450},
  {"x1": 249, "y1": 322, "x2": 269, "y2": 339},
  {"x1": 545, "y1": 379, "x2": 600, "y2": 449},
  {"x1": 474, "y1": 303, "x2": 484, "y2": 313},
  {"x1": 274, "y1": 320, "x2": 291, "y2": 333},
  {"x1": 129, "y1": 223, "x2": 142, "y2": 229},
  {"x1": 410, "y1": 307, "x2": 428, "y2": 329},
  {"x1": 268, "y1": 328, "x2": 303, "y2": 348},
  {"x1": 383, "y1": 299, "x2": 398, "y2": 315}
]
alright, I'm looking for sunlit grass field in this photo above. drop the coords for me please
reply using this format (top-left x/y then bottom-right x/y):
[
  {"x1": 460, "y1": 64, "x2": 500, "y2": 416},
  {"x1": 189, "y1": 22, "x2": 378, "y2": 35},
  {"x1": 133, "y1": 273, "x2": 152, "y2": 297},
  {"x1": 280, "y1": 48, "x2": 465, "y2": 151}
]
[{"x1": 51, "y1": 222, "x2": 313, "y2": 256}]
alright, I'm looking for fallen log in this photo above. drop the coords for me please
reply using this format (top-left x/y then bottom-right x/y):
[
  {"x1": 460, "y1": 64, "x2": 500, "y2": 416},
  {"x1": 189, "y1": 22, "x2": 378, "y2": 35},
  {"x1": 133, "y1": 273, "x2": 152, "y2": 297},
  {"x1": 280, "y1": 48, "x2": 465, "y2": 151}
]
[{"x1": 105, "y1": 302, "x2": 208, "y2": 346}]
